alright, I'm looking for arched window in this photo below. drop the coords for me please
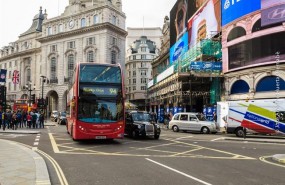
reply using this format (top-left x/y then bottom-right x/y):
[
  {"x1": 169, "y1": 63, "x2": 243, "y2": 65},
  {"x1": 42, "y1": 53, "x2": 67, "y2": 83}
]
[
  {"x1": 256, "y1": 76, "x2": 285, "y2": 92},
  {"x1": 48, "y1": 27, "x2": 52, "y2": 35},
  {"x1": 50, "y1": 57, "x2": 57, "y2": 80},
  {"x1": 230, "y1": 80, "x2": 250, "y2": 94},
  {"x1": 81, "y1": 18, "x2": 86, "y2": 27},
  {"x1": 87, "y1": 51, "x2": 94, "y2": 62},
  {"x1": 68, "y1": 54, "x2": 74, "y2": 78},
  {"x1": 26, "y1": 68, "x2": 31, "y2": 82},
  {"x1": 227, "y1": 27, "x2": 246, "y2": 42},
  {"x1": 58, "y1": 24, "x2": 63, "y2": 33},
  {"x1": 94, "y1": 15, "x2": 98, "y2": 24},
  {"x1": 111, "y1": 50, "x2": 116, "y2": 64}
]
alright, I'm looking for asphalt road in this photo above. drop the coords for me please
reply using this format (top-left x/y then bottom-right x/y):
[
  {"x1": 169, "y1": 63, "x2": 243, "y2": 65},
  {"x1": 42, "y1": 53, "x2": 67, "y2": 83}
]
[{"x1": 1, "y1": 124, "x2": 285, "y2": 185}]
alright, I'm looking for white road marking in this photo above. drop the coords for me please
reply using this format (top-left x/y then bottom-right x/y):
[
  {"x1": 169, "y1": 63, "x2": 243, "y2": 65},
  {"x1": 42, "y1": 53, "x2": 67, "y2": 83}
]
[
  {"x1": 35, "y1": 138, "x2": 40, "y2": 141},
  {"x1": 146, "y1": 158, "x2": 212, "y2": 185},
  {"x1": 211, "y1": 137, "x2": 225, "y2": 141},
  {"x1": 34, "y1": 142, "x2": 39, "y2": 145},
  {"x1": 175, "y1": 136, "x2": 194, "y2": 140}
]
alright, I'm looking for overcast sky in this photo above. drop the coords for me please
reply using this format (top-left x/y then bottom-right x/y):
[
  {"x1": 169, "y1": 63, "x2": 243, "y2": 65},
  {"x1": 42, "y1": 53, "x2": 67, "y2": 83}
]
[{"x1": 0, "y1": 0, "x2": 177, "y2": 48}]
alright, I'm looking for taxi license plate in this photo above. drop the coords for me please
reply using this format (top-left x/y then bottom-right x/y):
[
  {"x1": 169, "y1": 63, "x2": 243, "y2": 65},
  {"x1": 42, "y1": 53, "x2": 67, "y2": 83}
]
[{"x1": 96, "y1": 136, "x2": 106, "y2": 139}]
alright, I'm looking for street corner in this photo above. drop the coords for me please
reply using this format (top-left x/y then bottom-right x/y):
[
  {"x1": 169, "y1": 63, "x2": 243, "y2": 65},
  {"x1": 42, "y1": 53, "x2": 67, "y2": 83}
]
[{"x1": 272, "y1": 154, "x2": 285, "y2": 164}]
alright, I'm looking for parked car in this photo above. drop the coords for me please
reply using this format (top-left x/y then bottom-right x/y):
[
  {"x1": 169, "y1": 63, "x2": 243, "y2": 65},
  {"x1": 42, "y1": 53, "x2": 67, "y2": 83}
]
[
  {"x1": 58, "y1": 112, "x2": 67, "y2": 125},
  {"x1": 50, "y1": 110, "x2": 59, "y2": 122},
  {"x1": 169, "y1": 112, "x2": 217, "y2": 134},
  {"x1": 125, "y1": 111, "x2": 161, "y2": 139}
]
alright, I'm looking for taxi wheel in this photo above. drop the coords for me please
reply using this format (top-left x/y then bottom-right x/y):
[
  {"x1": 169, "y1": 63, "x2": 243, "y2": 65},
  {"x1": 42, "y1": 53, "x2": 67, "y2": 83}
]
[{"x1": 173, "y1": 125, "x2": 179, "y2": 132}]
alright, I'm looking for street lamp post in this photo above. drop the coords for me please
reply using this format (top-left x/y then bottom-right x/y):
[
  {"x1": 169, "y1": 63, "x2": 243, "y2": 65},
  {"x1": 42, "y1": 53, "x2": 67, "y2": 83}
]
[
  {"x1": 40, "y1": 76, "x2": 46, "y2": 113},
  {"x1": 25, "y1": 82, "x2": 35, "y2": 107}
]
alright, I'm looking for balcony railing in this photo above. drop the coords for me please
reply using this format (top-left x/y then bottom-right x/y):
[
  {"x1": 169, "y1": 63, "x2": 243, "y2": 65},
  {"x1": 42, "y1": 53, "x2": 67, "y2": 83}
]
[{"x1": 49, "y1": 78, "x2": 58, "y2": 84}]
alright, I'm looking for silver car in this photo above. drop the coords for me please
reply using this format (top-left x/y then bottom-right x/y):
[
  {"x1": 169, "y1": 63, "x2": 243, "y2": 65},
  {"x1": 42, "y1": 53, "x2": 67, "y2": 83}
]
[{"x1": 169, "y1": 112, "x2": 217, "y2": 134}]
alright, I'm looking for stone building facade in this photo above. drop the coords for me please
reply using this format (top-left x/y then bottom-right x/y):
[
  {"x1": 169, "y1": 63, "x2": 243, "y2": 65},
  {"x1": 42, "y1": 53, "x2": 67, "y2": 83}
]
[
  {"x1": 222, "y1": 10, "x2": 285, "y2": 101},
  {"x1": 0, "y1": 0, "x2": 127, "y2": 113}
]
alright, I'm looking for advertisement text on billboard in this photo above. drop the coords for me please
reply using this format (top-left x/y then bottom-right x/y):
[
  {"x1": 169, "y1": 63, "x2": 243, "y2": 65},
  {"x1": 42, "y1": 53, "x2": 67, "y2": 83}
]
[
  {"x1": 261, "y1": 0, "x2": 285, "y2": 26},
  {"x1": 222, "y1": 0, "x2": 261, "y2": 26},
  {"x1": 170, "y1": 32, "x2": 189, "y2": 65}
]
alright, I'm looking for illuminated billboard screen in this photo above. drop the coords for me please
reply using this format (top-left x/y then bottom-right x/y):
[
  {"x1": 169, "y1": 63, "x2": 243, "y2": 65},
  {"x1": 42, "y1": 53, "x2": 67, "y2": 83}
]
[
  {"x1": 188, "y1": 0, "x2": 221, "y2": 48},
  {"x1": 261, "y1": 0, "x2": 285, "y2": 26},
  {"x1": 228, "y1": 31, "x2": 285, "y2": 70},
  {"x1": 221, "y1": 0, "x2": 261, "y2": 26},
  {"x1": 170, "y1": 0, "x2": 208, "y2": 48},
  {"x1": 170, "y1": 32, "x2": 188, "y2": 65}
]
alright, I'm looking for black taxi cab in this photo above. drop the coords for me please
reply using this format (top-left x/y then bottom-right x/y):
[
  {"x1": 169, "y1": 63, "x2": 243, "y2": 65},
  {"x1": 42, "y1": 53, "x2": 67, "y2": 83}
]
[{"x1": 125, "y1": 111, "x2": 160, "y2": 139}]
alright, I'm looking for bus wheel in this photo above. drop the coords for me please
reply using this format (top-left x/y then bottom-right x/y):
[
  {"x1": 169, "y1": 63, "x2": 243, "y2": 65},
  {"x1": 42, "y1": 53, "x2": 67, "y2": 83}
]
[{"x1": 235, "y1": 128, "x2": 244, "y2": 137}]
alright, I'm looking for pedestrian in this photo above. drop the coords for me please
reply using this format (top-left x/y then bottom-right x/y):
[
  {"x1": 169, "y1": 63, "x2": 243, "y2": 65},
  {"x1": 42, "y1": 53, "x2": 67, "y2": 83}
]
[
  {"x1": 6, "y1": 111, "x2": 12, "y2": 129},
  {"x1": 27, "y1": 112, "x2": 32, "y2": 128},
  {"x1": 32, "y1": 112, "x2": 37, "y2": 129},
  {"x1": 1, "y1": 111, "x2": 5, "y2": 130},
  {"x1": 11, "y1": 112, "x2": 17, "y2": 130},
  {"x1": 0, "y1": 111, "x2": 2, "y2": 129},
  {"x1": 39, "y1": 113, "x2": 44, "y2": 128},
  {"x1": 22, "y1": 111, "x2": 27, "y2": 128}
]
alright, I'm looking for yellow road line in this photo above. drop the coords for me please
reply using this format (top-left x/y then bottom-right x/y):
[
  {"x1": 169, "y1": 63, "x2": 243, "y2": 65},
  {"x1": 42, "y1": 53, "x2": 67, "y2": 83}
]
[
  {"x1": 49, "y1": 133, "x2": 60, "y2": 153},
  {"x1": 171, "y1": 147, "x2": 204, "y2": 156},
  {"x1": 260, "y1": 156, "x2": 285, "y2": 168}
]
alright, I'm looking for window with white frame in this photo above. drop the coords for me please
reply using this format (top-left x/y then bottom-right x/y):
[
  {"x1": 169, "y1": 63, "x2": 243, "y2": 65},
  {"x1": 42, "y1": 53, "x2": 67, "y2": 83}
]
[
  {"x1": 50, "y1": 45, "x2": 57, "y2": 52},
  {"x1": 141, "y1": 78, "x2": 147, "y2": 83},
  {"x1": 141, "y1": 86, "x2": 146, "y2": 90},
  {"x1": 87, "y1": 51, "x2": 94, "y2": 62},
  {"x1": 133, "y1": 70, "x2": 136, "y2": 76},
  {"x1": 111, "y1": 50, "x2": 116, "y2": 64},
  {"x1": 67, "y1": 41, "x2": 75, "y2": 49},
  {"x1": 133, "y1": 86, "x2": 136, "y2": 90},
  {"x1": 48, "y1": 27, "x2": 52, "y2": 35},
  {"x1": 141, "y1": 62, "x2": 146, "y2": 67},
  {"x1": 128, "y1": 71, "x2": 131, "y2": 78},
  {"x1": 59, "y1": 24, "x2": 63, "y2": 33},
  {"x1": 133, "y1": 55, "x2": 136, "y2": 60},
  {"x1": 141, "y1": 55, "x2": 146, "y2": 59},
  {"x1": 112, "y1": 15, "x2": 117, "y2": 25},
  {"x1": 93, "y1": 15, "x2": 98, "y2": 24},
  {"x1": 81, "y1": 18, "x2": 86, "y2": 27},
  {"x1": 26, "y1": 68, "x2": 31, "y2": 82},
  {"x1": 110, "y1": 36, "x2": 117, "y2": 45},
  {"x1": 87, "y1": 37, "x2": 95, "y2": 45},
  {"x1": 50, "y1": 57, "x2": 57, "y2": 80},
  {"x1": 68, "y1": 54, "x2": 74, "y2": 78},
  {"x1": 141, "y1": 47, "x2": 146, "y2": 52},
  {"x1": 133, "y1": 63, "x2": 136, "y2": 68},
  {"x1": 141, "y1": 70, "x2": 146, "y2": 76},
  {"x1": 133, "y1": 78, "x2": 136, "y2": 84},
  {"x1": 129, "y1": 79, "x2": 131, "y2": 85}
]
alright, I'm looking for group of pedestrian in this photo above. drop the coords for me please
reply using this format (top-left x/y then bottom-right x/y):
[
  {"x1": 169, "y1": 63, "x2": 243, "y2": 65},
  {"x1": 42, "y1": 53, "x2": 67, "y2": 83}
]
[{"x1": 0, "y1": 109, "x2": 45, "y2": 131}]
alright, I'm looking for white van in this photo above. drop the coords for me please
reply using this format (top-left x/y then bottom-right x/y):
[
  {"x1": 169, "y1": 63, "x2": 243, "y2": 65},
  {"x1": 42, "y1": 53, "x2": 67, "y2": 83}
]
[
  {"x1": 169, "y1": 112, "x2": 217, "y2": 134},
  {"x1": 218, "y1": 99, "x2": 285, "y2": 137}
]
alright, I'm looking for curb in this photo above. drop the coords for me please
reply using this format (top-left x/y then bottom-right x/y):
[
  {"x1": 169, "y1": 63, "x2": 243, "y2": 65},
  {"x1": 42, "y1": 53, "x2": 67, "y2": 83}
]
[
  {"x1": 0, "y1": 130, "x2": 40, "y2": 134},
  {"x1": 224, "y1": 137, "x2": 285, "y2": 144},
  {"x1": 272, "y1": 154, "x2": 285, "y2": 164}
]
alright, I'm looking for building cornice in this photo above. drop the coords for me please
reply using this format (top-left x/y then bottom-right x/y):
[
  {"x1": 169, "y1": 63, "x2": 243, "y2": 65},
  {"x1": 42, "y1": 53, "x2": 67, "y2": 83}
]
[
  {"x1": 37, "y1": 22, "x2": 127, "y2": 43},
  {"x1": 0, "y1": 48, "x2": 41, "y2": 62},
  {"x1": 45, "y1": 5, "x2": 126, "y2": 25}
]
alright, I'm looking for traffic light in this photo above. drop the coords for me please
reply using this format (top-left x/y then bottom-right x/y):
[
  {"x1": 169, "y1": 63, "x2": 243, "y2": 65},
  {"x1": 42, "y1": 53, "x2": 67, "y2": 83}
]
[{"x1": 31, "y1": 94, "x2": 36, "y2": 104}]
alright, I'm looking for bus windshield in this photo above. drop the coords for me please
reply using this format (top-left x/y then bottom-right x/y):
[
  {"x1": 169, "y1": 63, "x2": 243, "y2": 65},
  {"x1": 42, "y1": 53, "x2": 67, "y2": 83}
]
[
  {"x1": 78, "y1": 65, "x2": 123, "y2": 124},
  {"x1": 79, "y1": 65, "x2": 121, "y2": 83}
]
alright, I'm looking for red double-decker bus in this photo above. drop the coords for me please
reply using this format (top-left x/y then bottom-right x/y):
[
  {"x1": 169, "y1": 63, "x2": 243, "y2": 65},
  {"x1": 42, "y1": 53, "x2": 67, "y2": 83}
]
[
  {"x1": 13, "y1": 99, "x2": 29, "y2": 111},
  {"x1": 66, "y1": 63, "x2": 125, "y2": 140}
]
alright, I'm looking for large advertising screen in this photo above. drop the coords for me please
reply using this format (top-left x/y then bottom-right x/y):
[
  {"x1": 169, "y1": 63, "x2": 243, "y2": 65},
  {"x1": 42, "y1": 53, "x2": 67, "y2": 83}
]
[
  {"x1": 170, "y1": 0, "x2": 208, "y2": 48},
  {"x1": 170, "y1": 32, "x2": 188, "y2": 65},
  {"x1": 188, "y1": 0, "x2": 221, "y2": 48},
  {"x1": 228, "y1": 31, "x2": 285, "y2": 70},
  {"x1": 221, "y1": 0, "x2": 261, "y2": 26},
  {"x1": 261, "y1": 0, "x2": 285, "y2": 26}
]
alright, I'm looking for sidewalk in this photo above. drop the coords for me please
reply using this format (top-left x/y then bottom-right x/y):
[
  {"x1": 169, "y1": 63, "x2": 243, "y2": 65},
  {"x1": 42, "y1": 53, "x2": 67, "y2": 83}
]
[{"x1": 0, "y1": 139, "x2": 51, "y2": 185}]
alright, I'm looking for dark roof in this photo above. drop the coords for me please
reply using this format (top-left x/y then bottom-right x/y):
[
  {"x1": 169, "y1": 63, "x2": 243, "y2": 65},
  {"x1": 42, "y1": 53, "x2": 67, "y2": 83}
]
[
  {"x1": 131, "y1": 36, "x2": 156, "y2": 54},
  {"x1": 20, "y1": 7, "x2": 44, "y2": 36}
]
